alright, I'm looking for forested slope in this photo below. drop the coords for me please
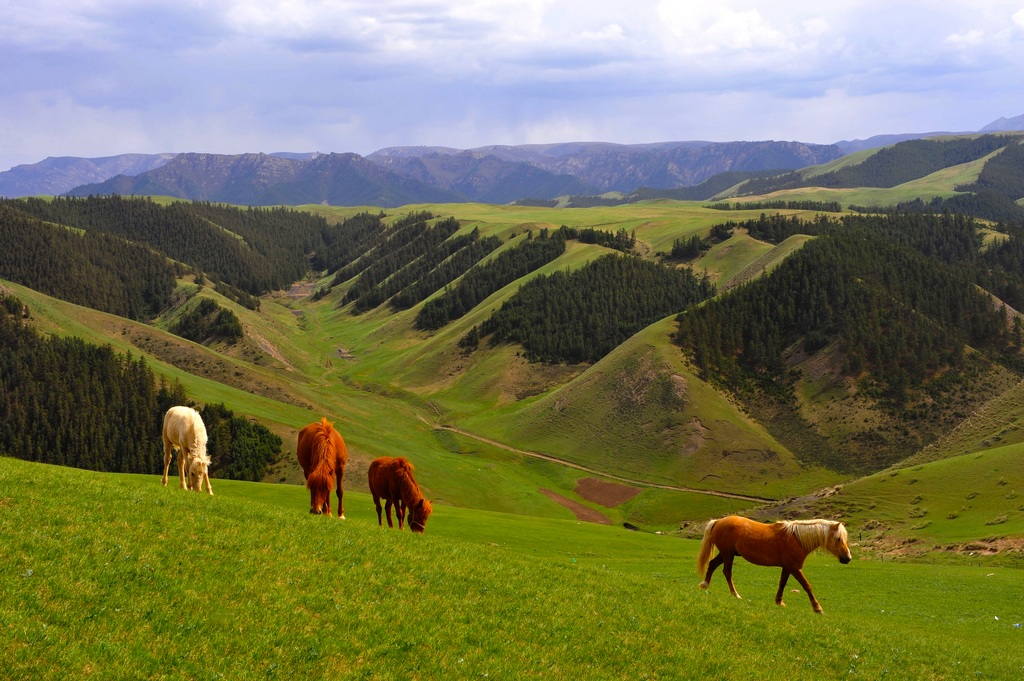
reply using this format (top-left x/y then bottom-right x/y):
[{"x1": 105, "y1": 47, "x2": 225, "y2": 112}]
[
  {"x1": 674, "y1": 212, "x2": 1024, "y2": 471},
  {"x1": 0, "y1": 292, "x2": 280, "y2": 479}
]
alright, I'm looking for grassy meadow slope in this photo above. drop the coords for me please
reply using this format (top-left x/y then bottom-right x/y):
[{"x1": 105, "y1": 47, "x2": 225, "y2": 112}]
[
  {"x1": 3, "y1": 458, "x2": 1024, "y2": 680},
  {"x1": 726, "y1": 132, "x2": 1024, "y2": 209},
  {"x1": 5, "y1": 195, "x2": 1024, "y2": 541},
  {"x1": 728, "y1": 156, "x2": 989, "y2": 208},
  {"x1": 786, "y1": 442, "x2": 1024, "y2": 562}
]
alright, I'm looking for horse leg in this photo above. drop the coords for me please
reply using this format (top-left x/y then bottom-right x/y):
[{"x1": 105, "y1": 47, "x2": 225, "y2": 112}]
[
  {"x1": 775, "y1": 569, "x2": 791, "y2": 607},
  {"x1": 335, "y1": 473, "x2": 345, "y2": 520},
  {"x1": 203, "y1": 471, "x2": 214, "y2": 496},
  {"x1": 723, "y1": 553, "x2": 741, "y2": 599},
  {"x1": 699, "y1": 553, "x2": 724, "y2": 590},
  {"x1": 161, "y1": 439, "x2": 172, "y2": 487},
  {"x1": 177, "y1": 448, "x2": 188, "y2": 490},
  {"x1": 373, "y1": 495, "x2": 383, "y2": 526},
  {"x1": 396, "y1": 499, "x2": 406, "y2": 530},
  {"x1": 384, "y1": 499, "x2": 395, "y2": 528},
  {"x1": 792, "y1": 568, "x2": 823, "y2": 613}
]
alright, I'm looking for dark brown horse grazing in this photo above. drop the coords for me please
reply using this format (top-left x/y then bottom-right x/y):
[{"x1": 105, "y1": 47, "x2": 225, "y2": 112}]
[
  {"x1": 368, "y1": 456, "x2": 433, "y2": 533},
  {"x1": 696, "y1": 515, "x2": 852, "y2": 613},
  {"x1": 296, "y1": 418, "x2": 348, "y2": 518}
]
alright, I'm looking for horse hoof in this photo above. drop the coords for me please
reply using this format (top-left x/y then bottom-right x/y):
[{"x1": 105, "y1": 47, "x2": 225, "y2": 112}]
[
  {"x1": 776, "y1": 601, "x2": 786, "y2": 608},
  {"x1": 339, "y1": 514, "x2": 346, "y2": 520},
  {"x1": 698, "y1": 581, "x2": 709, "y2": 590}
]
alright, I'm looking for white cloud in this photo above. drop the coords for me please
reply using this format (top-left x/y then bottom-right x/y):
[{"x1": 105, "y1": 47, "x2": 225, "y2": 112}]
[
  {"x1": 1, "y1": 0, "x2": 1023, "y2": 171},
  {"x1": 945, "y1": 29, "x2": 986, "y2": 47}
]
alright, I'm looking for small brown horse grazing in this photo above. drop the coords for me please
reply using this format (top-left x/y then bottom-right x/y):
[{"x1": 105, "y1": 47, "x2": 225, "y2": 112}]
[
  {"x1": 296, "y1": 418, "x2": 348, "y2": 518},
  {"x1": 368, "y1": 456, "x2": 433, "y2": 533},
  {"x1": 696, "y1": 515, "x2": 851, "y2": 613}
]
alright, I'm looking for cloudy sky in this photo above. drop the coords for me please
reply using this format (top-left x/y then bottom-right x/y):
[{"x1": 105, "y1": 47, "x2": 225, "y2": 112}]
[{"x1": 2, "y1": 0, "x2": 1023, "y2": 171}]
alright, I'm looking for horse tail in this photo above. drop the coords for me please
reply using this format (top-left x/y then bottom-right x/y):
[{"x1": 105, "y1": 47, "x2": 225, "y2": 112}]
[{"x1": 696, "y1": 518, "x2": 719, "y2": 577}]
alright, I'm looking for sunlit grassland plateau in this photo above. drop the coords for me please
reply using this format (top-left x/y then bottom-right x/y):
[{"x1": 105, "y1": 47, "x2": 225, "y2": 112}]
[{"x1": 3, "y1": 458, "x2": 1024, "y2": 680}]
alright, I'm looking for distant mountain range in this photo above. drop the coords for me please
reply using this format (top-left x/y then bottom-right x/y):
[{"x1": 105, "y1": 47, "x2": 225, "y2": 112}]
[
  {"x1": 1, "y1": 115, "x2": 1020, "y2": 205},
  {"x1": 54, "y1": 141, "x2": 842, "y2": 207}
]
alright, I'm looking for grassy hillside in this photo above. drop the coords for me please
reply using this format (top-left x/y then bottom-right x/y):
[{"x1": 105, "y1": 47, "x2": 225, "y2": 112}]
[
  {"x1": 3, "y1": 458, "x2": 1024, "y2": 680},
  {"x1": 2, "y1": 275, "x2": 753, "y2": 528},
  {"x1": 727, "y1": 133, "x2": 1024, "y2": 219},
  {"x1": 781, "y1": 442, "x2": 1024, "y2": 564},
  {"x1": 6, "y1": 194, "x2": 1024, "y2": 548}
]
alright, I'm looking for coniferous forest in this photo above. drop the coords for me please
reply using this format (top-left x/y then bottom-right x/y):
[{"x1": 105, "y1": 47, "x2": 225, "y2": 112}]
[
  {"x1": 0, "y1": 202, "x2": 179, "y2": 319},
  {"x1": 673, "y1": 211, "x2": 1024, "y2": 470},
  {"x1": 476, "y1": 253, "x2": 714, "y2": 363},
  {"x1": 0, "y1": 293, "x2": 280, "y2": 479},
  {"x1": 3, "y1": 196, "x2": 330, "y2": 297},
  {"x1": 415, "y1": 229, "x2": 569, "y2": 330}
]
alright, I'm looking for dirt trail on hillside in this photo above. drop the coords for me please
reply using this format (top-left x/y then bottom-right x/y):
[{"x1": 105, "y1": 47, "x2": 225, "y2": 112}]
[{"x1": 429, "y1": 421, "x2": 775, "y2": 503}]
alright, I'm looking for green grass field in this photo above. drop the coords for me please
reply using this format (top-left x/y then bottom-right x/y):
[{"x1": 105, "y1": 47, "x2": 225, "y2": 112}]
[
  {"x1": 3, "y1": 458, "x2": 1024, "y2": 680},
  {"x1": 829, "y1": 443, "x2": 1024, "y2": 547}
]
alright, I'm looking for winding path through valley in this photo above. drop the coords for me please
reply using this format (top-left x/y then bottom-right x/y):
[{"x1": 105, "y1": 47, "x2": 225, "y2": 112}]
[{"x1": 431, "y1": 422, "x2": 777, "y2": 504}]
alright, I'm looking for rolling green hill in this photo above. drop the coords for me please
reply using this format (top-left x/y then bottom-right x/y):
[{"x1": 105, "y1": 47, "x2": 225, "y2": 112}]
[
  {"x1": 3, "y1": 190, "x2": 1024, "y2": 553},
  {"x1": 2, "y1": 457, "x2": 1023, "y2": 679},
  {"x1": 723, "y1": 133, "x2": 1024, "y2": 222}
]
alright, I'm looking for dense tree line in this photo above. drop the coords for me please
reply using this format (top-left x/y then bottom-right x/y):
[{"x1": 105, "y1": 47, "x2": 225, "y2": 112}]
[
  {"x1": 0, "y1": 202, "x2": 178, "y2": 319},
  {"x1": 5, "y1": 196, "x2": 329, "y2": 295},
  {"x1": 731, "y1": 136, "x2": 1023, "y2": 205},
  {"x1": 476, "y1": 254, "x2": 714, "y2": 364},
  {"x1": 200, "y1": 402, "x2": 282, "y2": 481},
  {"x1": 673, "y1": 220, "x2": 1014, "y2": 409},
  {"x1": 170, "y1": 297, "x2": 244, "y2": 345},
  {"x1": 959, "y1": 140, "x2": 1024, "y2": 199},
  {"x1": 978, "y1": 223, "x2": 1024, "y2": 314},
  {"x1": 709, "y1": 199, "x2": 842, "y2": 212},
  {"x1": 739, "y1": 211, "x2": 982, "y2": 266},
  {"x1": 343, "y1": 215, "x2": 462, "y2": 312},
  {"x1": 331, "y1": 211, "x2": 438, "y2": 285},
  {"x1": 738, "y1": 210, "x2": 1024, "y2": 332},
  {"x1": 0, "y1": 296, "x2": 280, "y2": 479},
  {"x1": 309, "y1": 211, "x2": 388, "y2": 275},
  {"x1": 850, "y1": 192, "x2": 1024, "y2": 224},
  {"x1": 0, "y1": 299, "x2": 168, "y2": 472},
  {"x1": 389, "y1": 232, "x2": 503, "y2": 310},
  {"x1": 669, "y1": 235, "x2": 708, "y2": 260},
  {"x1": 415, "y1": 230, "x2": 567, "y2": 330},
  {"x1": 555, "y1": 224, "x2": 636, "y2": 251},
  {"x1": 736, "y1": 171, "x2": 803, "y2": 196},
  {"x1": 790, "y1": 136, "x2": 1015, "y2": 190}
]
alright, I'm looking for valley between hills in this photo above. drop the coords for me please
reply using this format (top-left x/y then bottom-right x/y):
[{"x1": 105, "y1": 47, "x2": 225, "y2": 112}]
[{"x1": 3, "y1": 133, "x2": 1024, "y2": 563}]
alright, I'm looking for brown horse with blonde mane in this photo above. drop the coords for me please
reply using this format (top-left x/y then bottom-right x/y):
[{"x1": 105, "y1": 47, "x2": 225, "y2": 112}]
[
  {"x1": 368, "y1": 456, "x2": 433, "y2": 533},
  {"x1": 697, "y1": 515, "x2": 852, "y2": 612},
  {"x1": 296, "y1": 418, "x2": 348, "y2": 518}
]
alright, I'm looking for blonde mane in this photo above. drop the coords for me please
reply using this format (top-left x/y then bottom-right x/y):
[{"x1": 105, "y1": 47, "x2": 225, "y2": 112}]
[{"x1": 779, "y1": 519, "x2": 845, "y2": 553}]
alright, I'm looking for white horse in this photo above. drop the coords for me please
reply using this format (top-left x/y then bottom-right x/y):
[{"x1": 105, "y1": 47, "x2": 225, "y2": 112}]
[{"x1": 161, "y1": 406, "x2": 213, "y2": 495}]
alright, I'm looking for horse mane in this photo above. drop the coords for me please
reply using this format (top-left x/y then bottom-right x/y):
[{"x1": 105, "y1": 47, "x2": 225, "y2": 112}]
[
  {"x1": 780, "y1": 519, "x2": 844, "y2": 553},
  {"x1": 393, "y1": 458, "x2": 423, "y2": 505}
]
